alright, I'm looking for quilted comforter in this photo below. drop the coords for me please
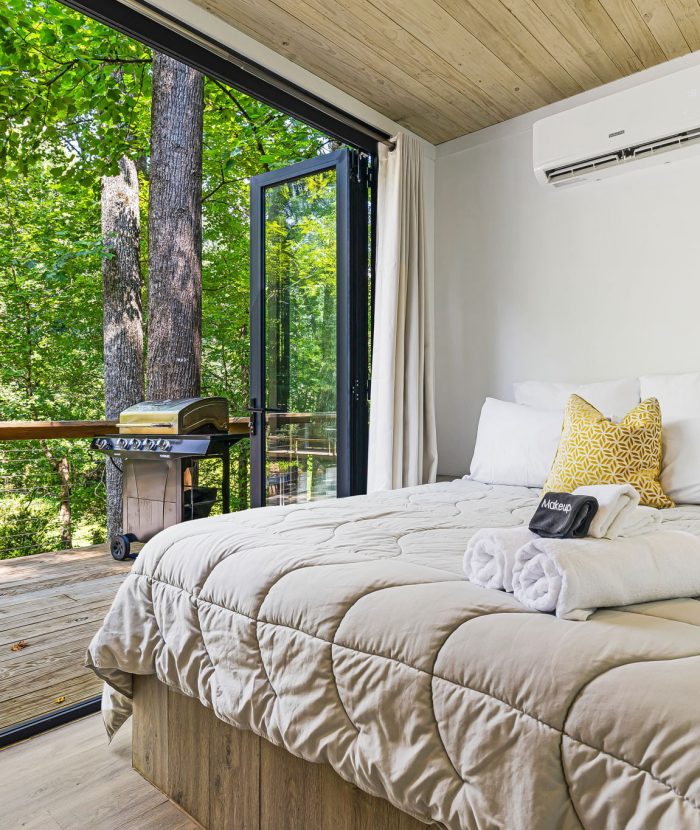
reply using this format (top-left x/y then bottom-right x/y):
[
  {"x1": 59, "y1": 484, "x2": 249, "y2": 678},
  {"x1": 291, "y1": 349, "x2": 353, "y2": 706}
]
[{"x1": 87, "y1": 479, "x2": 700, "y2": 829}]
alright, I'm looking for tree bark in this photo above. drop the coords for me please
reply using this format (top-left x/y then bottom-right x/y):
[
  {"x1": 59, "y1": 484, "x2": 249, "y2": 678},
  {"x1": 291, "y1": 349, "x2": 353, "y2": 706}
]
[
  {"x1": 39, "y1": 441, "x2": 72, "y2": 549},
  {"x1": 101, "y1": 156, "x2": 144, "y2": 541},
  {"x1": 147, "y1": 53, "x2": 204, "y2": 400}
]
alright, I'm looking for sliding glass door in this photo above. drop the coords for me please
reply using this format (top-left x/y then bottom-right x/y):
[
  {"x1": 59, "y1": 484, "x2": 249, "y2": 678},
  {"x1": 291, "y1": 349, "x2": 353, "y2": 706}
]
[{"x1": 249, "y1": 150, "x2": 370, "y2": 507}]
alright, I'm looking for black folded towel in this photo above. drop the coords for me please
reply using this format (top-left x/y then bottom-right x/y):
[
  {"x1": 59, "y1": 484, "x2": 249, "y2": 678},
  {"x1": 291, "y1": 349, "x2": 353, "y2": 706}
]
[{"x1": 529, "y1": 492, "x2": 599, "y2": 539}]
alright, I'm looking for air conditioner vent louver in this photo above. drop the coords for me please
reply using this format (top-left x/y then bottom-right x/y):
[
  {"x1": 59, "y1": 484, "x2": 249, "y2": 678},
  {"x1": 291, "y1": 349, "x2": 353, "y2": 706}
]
[
  {"x1": 545, "y1": 126, "x2": 700, "y2": 184},
  {"x1": 534, "y1": 65, "x2": 700, "y2": 187}
]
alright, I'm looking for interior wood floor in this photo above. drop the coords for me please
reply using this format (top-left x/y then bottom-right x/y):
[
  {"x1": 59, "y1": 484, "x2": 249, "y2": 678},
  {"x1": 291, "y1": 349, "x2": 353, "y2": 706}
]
[
  {"x1": 0, "y1": 714, "x2": 199, "y2": 829},
  {"x1": 0, "y1": 544, "x2": 135, "y2": 730}
]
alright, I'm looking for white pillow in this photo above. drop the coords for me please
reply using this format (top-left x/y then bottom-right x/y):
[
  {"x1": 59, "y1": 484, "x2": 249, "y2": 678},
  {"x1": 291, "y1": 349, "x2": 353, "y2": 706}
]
[
  {"x1": 640, "y1": 372, "x2": 700, "y2": 422},
  {"x1": 513, "y1": 378, "x2": 640, "y2": 418},
  {"x1": 469, "y1": 398, "x2": 563, "y2": 488},
  {"x1": 660, "y1": 417, "x2": 700, "y2": 504}
]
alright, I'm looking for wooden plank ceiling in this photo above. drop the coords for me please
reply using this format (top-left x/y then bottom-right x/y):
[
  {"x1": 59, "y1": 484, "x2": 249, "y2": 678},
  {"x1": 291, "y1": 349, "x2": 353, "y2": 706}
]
[{"x1": 192, "y1": 0, "x2": 700, "y2": 144}]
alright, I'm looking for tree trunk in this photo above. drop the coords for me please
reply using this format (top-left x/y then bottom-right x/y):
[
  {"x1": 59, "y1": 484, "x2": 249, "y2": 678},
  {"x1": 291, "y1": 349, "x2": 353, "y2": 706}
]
[
  {"x1": 236, "y1": 445, "x2": 249, "y2": 511},
  {"x1": 55, "y1": 455, "x2": 72, "y2": 549},
  {"x1": 39, "y1": 442, "x2": 72, "y2": 549},
  {"x1": 101, "y1": 156, "x2": 144, "y2": 541},
  {"x1": 147, "y1": 53, "x2": 204, "y2": 400}
]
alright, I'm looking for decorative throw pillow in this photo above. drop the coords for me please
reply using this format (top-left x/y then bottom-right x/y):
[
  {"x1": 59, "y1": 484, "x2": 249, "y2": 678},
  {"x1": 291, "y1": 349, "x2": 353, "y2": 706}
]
[{"x1": 543, "y1": 395, "x2": 673, "y2": 508}]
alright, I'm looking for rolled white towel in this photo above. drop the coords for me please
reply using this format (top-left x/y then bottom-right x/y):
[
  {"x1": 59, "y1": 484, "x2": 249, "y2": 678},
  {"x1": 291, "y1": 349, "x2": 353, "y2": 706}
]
[
  {"x1": 573, "y1": 484, "x2": 659, "y2": 538},
  {"x1": 512, "y1": 530, "x2": 700, "y2": 620},
  {"x1": 463, "y1": 526, "x2": 538, "y2": 592},
  {"x1": 617, "y1": 504, "x2": 662, "y2": 536}
]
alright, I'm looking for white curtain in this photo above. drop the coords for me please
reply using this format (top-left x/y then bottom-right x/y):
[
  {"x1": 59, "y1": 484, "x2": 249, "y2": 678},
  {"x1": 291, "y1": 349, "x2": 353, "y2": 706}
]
[{"x1": 367, "y1": 132, "x2": 438, "y2": 492}]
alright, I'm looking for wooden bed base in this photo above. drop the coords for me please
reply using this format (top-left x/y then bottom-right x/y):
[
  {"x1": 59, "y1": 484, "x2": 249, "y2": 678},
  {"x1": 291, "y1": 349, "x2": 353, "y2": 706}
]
[{"x1": 132, "y1": 675, "x2": 437, "y2": 829}]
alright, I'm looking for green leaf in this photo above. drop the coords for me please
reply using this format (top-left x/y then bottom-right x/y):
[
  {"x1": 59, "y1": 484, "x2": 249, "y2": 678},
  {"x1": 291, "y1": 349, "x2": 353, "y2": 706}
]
[{"x1": 39, "y1": 29, "x2": 58, "y2": 45}]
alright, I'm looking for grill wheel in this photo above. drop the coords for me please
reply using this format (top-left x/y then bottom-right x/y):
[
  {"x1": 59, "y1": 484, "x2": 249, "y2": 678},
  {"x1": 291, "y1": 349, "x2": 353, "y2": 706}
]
[{"x1": 111, "y1": 533, "x2": 138, "y2": 561}]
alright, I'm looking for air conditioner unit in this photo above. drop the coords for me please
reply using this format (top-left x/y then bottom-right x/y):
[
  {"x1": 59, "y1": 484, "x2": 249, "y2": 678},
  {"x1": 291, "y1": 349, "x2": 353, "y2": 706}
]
[{"x1": 533, "y1": 63, "x2": 700, "y2": 187}]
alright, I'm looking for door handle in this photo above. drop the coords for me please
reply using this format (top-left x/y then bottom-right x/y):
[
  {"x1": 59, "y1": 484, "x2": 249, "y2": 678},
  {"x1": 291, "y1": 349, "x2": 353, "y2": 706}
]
[
  {"x1": 247, "y1": 403, "x2": 287, "y2": 437},
  {"x1": 247, "y1": 405, "x2": 286, "y2": 414}
]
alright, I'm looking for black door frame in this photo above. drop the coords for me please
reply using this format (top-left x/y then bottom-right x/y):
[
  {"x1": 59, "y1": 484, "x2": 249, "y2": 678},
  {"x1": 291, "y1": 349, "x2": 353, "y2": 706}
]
[{"x1": 250, "y1": 149, "x2": 370, "y2": 507}]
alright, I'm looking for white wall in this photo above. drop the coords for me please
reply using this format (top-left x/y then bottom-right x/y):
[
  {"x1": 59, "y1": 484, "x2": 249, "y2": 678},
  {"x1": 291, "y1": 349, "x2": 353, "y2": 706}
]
[{"x1": 435, "y1": 51, "x2": 700, "y2": 477}]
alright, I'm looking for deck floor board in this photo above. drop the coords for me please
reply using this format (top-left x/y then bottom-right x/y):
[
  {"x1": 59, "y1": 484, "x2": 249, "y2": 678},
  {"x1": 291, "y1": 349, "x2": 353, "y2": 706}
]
[{"x1": 0, "y1": 544, "x2": 132, "y2": 730}]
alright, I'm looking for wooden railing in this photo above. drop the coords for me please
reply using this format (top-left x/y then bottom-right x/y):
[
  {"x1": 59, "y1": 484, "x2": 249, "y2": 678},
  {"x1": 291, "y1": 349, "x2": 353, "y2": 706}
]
[
  {"x1": 0, "y1": 417, "x2": 251, "y2": 440},
  {"x1": 0, "y1": 420, "x2": 118, "y2": 440},
  {"x1": 0, "y1": 414, "x2": 336, "y2": 440}
]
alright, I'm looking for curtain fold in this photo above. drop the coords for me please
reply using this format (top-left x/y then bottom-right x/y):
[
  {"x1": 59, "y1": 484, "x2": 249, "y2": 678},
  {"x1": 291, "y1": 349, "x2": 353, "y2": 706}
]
[{"x1": 367, "y1": 132, "x2": 438, "y2": 492}]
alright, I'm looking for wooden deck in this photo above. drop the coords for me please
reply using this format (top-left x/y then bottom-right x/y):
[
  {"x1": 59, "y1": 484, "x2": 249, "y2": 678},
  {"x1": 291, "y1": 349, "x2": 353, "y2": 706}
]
[{"x1": 0, "y1": 544, "x2": 135, "y2": 730}]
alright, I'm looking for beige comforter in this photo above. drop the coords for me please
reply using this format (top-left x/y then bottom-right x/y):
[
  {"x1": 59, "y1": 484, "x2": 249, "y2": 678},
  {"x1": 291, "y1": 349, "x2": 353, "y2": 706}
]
[{"x1": 87, "y1": 479, "x2": 700, "y2": 829}]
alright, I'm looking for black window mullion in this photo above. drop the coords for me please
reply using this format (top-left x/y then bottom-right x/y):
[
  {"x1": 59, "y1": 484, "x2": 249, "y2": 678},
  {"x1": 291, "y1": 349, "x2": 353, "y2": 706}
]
[
  {"x1": 336, "y1": 150, "x2": 351, "y2": 498},
  {"x1": 249, "y1": 172, "x2": 266, "y2": 509},
  {"x1": 348, "y1": 153, "x2": 370, "y2": 496},
  {"x1": 249, "y1": 150, "x2": 370, "y2": 506}
]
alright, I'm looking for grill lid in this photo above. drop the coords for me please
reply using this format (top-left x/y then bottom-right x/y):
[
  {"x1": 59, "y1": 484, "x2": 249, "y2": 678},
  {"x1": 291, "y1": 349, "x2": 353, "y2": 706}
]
[{"x1": 117, "y1": 397, "x2": 229, "y2": 435}]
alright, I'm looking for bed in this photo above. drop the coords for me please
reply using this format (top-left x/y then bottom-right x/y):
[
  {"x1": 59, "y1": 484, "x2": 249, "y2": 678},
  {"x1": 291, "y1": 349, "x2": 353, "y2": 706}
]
[{"x1": 87, "y1": 479, "x2": 700, "y2": 829}]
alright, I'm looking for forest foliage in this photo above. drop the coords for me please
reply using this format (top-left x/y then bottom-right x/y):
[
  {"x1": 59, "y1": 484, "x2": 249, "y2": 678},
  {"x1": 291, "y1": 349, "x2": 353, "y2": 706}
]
[{"x1": 0, "y1": 0, "x2": 336, "y2": 556}]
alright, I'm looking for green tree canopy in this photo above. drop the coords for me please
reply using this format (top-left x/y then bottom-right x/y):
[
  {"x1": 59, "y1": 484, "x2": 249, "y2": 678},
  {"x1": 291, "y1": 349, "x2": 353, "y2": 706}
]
[{"x1": 0, "y1": 0, "x2": 337, "y2": 555}]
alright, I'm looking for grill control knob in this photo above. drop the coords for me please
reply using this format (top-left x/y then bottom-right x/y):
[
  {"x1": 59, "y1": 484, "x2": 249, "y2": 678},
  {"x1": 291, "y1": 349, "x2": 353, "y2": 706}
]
[
  {"x1": 157, "y1": 438, "x2": 172, "y2": 452},
  {"x1": 116, "y1": 438, "x2": 127, "y2": 449},
  {"x1": 128, "y1": 438, "x2": 143, "y2": 450},
  {"x1": 144, "y1": 438, "x2": 157, "y2": 451},
  {"x1": 95, "y1": 438, "x2": 108, "y2": 450}
]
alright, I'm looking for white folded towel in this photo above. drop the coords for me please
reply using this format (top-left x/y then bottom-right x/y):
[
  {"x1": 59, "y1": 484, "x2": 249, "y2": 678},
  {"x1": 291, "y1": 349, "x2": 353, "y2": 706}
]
[
  {"x1": 512, "y1": 530, "x2": 700, "y2": 620},
  {"x1": 463, "y1": 526, "x2": 538, "y2": 592},
  {"x1": 613, "y1": 504, "x2": 661, "y2": 536},
  {"x1": 573, "y1": 484, "x2": 660, "y2": 539}
]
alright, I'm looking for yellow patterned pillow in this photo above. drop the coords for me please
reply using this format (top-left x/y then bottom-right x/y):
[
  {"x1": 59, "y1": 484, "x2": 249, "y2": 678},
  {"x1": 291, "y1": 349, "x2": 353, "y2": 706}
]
[{"x1": 543, "y1": 395, "x2": 673, "y2": 508}]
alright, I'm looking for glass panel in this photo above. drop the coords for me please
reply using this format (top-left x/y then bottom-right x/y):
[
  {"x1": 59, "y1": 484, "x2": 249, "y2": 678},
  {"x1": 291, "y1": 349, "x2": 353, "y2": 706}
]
[{"x1": 264, "y1": 169, "x2": 337, "y2": 505}]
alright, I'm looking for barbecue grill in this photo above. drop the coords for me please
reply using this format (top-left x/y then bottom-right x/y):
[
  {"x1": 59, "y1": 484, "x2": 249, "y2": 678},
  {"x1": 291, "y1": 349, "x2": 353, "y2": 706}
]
[{"x1": 91, "y1": 397, "x2": 247, "y2": 560}]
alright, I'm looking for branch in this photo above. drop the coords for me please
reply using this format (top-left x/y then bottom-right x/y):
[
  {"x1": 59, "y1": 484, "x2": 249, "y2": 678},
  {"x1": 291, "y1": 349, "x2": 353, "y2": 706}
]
[
  {"x1": 202, "y1": 173, "x2": 247, "y2": 202},
  {"x1": 42, "y1": 61, "x2": 79, "y2": 86},
  {"x1": 88, "y1": 57, "x2": 152, "y2": 65},
  {"x1": 211, "y1": 80, "x2": 270, "y2": 169},
  {"x1": 4, "y1": 20, "x2": 151, "y2": 69}
]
